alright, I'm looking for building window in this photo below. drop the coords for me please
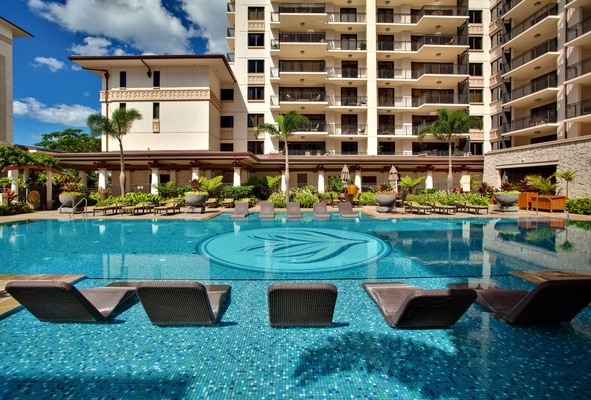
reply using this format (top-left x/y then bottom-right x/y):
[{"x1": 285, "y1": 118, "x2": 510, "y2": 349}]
[
  {"x1": 248, "y1": 86, "x2": 264, "y2": 101},
  {"x1": 221, "y1": 89, "x2": 234, "y2": 101},
  {"x1": 469, "y1": 90, "x2": 483, "y2": 103},
  {"x1": 248, "y1": 60, "x2": 265, "y2": 74},
  {"x1": 469, "y1": 37, "x2": 483, "y2": 50},
  {"x1": 220, "y1": 143, "x2": 234, "y2": 152},
  {"x1": 492, "y1": 85, "x2": 502, "y2": 101},
  {"x1": 119, "y1": 103, "x2": 126, "y2": 110},
  {"x1": 247, "y1": 114, "x2": 264, "y2": 127},
  {"x1": 247, "y1": 141, "x2": 264, "y2": 154},
  {"x1": 153, "y1": 103, "x2": 160, "y2": 119},
  {"x1": 119, "y1": 71, "x2": 127, "y2": 88},
  {"x1": 248, "y1": 7, "x2": 265, "y2": 20},
  {"x1": 490, "y1": 31, "x2": 503, "y2": 48},
  {"x1": 220, "y1": 116, "x2": 234, "y2": 128},
  {"x1": 491, "y1": 57, "x2": 503, "y2": 74},
  {"x1": 469, "y1": 10, "x2": 482, "y2": 24},
  {"x1": 153, "y1": 71, "x2": 160, "y2": 87},
  {"x1": 491, "y1": 2, "x2": 503, "y2": 20},
  {"x1": 469, "y1": 63, "x2": 483, "y2": 76},
  {"x1": 248, "y1": 33, "x2": 265, "y2": 47}
]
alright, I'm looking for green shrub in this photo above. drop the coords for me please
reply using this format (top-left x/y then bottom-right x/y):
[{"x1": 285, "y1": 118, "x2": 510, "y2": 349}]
[
  {"x1": 291, "y1": 191, "x2": 319, "y2": 208},
  {"x1": 359, "y1": 191, "x2": 376, "y2": 206},
  {"x1": 268, "y1": 191, "x2": 286, "y2": 208},
  {"x1": 122, "y1": 192, "x2": 162, "y2": 206},
  {"x1": 566, "y1": 198, "x2": 591, "y2": 215},
  {"x1": 327, "y1": 176, "x2": 344, "y2": 193},
  {"x1": 406, "y1": 191, "x2": 491, "y2": 206},
  {"x1": 0, "y1": 203, "x2": 32, "y2": 216},
  {"x1": 219, "y1": 185, "x2": 253, "y2": 199}
]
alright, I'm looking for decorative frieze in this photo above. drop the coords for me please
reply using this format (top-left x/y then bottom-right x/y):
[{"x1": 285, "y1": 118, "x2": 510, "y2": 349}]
[
  {"x1": 489, "y1": 72, "x2": 501, "y2": 87},
  {"x1": 470, "y1": 130, "x2": 484, "y2": 141},
  {"x1": 470, "y1": 78, "x2": 485, "y2": 87},
  {"x1": 469, "y1": 24, "x2": 483, "y2": 35},
  {"x1": 248, "y1": 22, "x2": 265, "y2": 31},
  {"x1": 101, "y1": 89, "x2": 211, "y2": 102},
  {"x1": 220, "y1": 129, "x2": 234, "y2": 139},
  {"x1": 248, "y1": 75, "x2": 265, "y2": 84},
  {"x1": 489, "y1": 18, "x2": 501, "y2": 33},
  {"x1": 0, "y1": 33, "x2": 13, "y2": 46},
  {"x1": 152, "y1": 120, "x2": 160, "y2": 133}
]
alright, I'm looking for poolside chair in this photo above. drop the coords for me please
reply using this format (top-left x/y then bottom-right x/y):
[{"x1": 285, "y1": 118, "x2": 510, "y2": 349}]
[
  {"x1": 403, "y1": 201, "x2": 431, "y2": 214},
  {"x1": 268, "y1": 283, "x2": 338, "y2": 327},
  {"x1": 338, "y1": 201, "x2": 358, "y2": 218},
  {"x1": 448, "y1": 279, "x2": 591, "y2": 325},
  {"x1": 230, "y1": 201, "x2": 250, "y2": 219},
  {"x1": 154, "y1": 199, "x2": 183, "y2": 215},
  {"x1": 135, "y1": 282, "x2": 231, "y2": 326},
  {"x1": 429, "y1": 201, "x2": 456, "y2": 215},
  {"x1": 259, "y1": 201, "x2": 275, "y2": 219},
  {"x1": 204, "y1": 198, "x2": 219, "y2": 208},
  {"x1": 122, "y1": 202, "x2": 155, "y2": 215},
  {"x1": 5, "y1": 281, "x2": 136, "y2": 323},
  {"x1": 220, "y1": 198, "x2": 235, "y2": 208},
  {"x1": 464, "y1": 202, "x2": 489, "y2": 214},
  {"x1": 362, "y1": 282, "x2": 477, "y2": 329},
  {"x1": 286, "y1": 202, "x2": 303, "y2": 219},
  {"x1": 313, "y1": 202, "x2": 330, "y2": 219}
]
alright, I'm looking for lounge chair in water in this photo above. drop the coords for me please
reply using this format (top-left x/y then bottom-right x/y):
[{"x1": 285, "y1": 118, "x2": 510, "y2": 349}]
[
  {"x1": 259, "y1": 201, "x2": 275, "y2": 219},
  {"x1": 286, "y1": 202, "x2": 303, "y2": 219},
  {"x1": 135, "y1": 282, "x2": 231, "y2": 326},
  {"x1": 5, "y1": 281, "x2": 136, "y2": 323},
  {"x1": 448, "y1": 279, "x2": 591, "y2": 325},
  {"x1": 313, "y1": 202, "x2": 330, "y2": 219},
  {"x1": 268, "y1": 283, "x2": 338, "y2": 327},
  {"x1": 338, "y1": 201, "x2": 358, "y2": 218},
  {"x1": 362, "y1": 282, "x2": 477, "y2": 328},
  {"x1": 230, "y1": 201, "x2": 250, "y2": 219}
]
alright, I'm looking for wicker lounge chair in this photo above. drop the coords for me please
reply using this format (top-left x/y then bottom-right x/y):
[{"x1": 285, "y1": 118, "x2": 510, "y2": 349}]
[
  {"x1": 135, "y1": 282, "x2": 231, "y2": 326},
  {"x1": 92, "y1": 202, "x2": 128, "y2": 216},
  {"x1": 122, "y1": 202, "x2": 155, "y2": 215},
  {"x1": 286, "y1": 202, "x2": 303, "y2": 219},
  {"x1": 5, "y1": 281, "x2": 136, "y2": 323},
  {"x1": 268, "y1": 283, "x2": 338, "y2": 327},
  {"x1": 448, "y1": 279, "x2": 591, "y2": 325},
  {"x1": 313, "y1": 202, "x2": 330, "y2": 219},
  {"x1": 338, "y1": 201, "x2": 358, "y2": 218},
  {"x1": 154, "y1": 199, "x2": 183, "y2": 215},
  {"x1": 403, "y1": 201, "x2": 431, "y2": 214},
  {"x1": 220, "y1": 198, "x2": 235, "y2": 208},
  {"x1": 464, "y1": 202, "x2": 489, "y2": 214},
  {"x1": 230, "y1": 201, "x2": 250, "y2": 219},
  {"x1": 429, "y1": 201, "x2": 456, "y2": 214},
  {"x1": 362, "y1": 282, "x2": 477, "y2": 328},
  {"x1": 259, "y1": 201, "x2": 275, "y2": 219},
  {"x1": 204, "y1": 198, "x2": 219, "y2": 208}
]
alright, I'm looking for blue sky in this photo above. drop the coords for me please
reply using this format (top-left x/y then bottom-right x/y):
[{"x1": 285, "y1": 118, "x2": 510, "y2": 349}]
[{"x1": 3, "y1": 0, "x2": 230, "y2": 146}]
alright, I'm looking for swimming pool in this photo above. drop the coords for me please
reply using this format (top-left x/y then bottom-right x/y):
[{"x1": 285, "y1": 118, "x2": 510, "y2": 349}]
[{"x1": 2, "y1": 214, "x2": 591, "y2": 399}]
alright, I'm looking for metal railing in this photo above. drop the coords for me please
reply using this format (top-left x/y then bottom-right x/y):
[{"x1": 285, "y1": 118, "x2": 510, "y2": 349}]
[
  {"x1": 567, "y1": 57, "x2": 591, "y2": 81},
  {"x1": 566, "y1": 98, "x2": 591, "y2": 119},
  {"x1": 508, "y1": 4, "x2": 558, "y2": 41},
  {"x1": 502, "y1": 0, "x2": 524, "y2": 15},
  {"x1": 326, "y1": 12, "x2": 367, "y2": 23},
  {"x1": 503, "y1": 110, "x2": 557, "y2": 132},
  {"x1": 279, "y1": 92, "x2": 326, "y2": 102},
  {"x1": 332, "y1": 124, "x2": 368, "y2": 135},
  {"x1": 58, "y1": 197, "x2": 88, "y2": 218},
  {"x1": 507, "y1": 74, "x2": 557, "y2": 102},
  {"x1": 412, "y1": 93, "x2": 468, "y2": 107},
  {"x1": 412, "y1": 63, "x2": 468, "y2": 78},
  {"x1": 508, "y1": 39, "x2": 558, "y2": 71},
  {"x1": 535, "y1": 195, "x2": 569, "y2": 223},
  {"x1": 326, "y1": 40, "x2": 366, "y2": 51},
  {"x1": 377, "y1": 6, "x2": 467, "y2": 23},
  {"x1": 227, "y1": 2, "x2": 234, "y2": 12},
  {"x1": 330, "y1": 96, "x2": 368, "y2": 106},
  {"x1": 326, "y1": 67, "x2": 367, "y2": 78},
  {"x1": 567, "y1": 15, "x2": 591, "y2": 42}
]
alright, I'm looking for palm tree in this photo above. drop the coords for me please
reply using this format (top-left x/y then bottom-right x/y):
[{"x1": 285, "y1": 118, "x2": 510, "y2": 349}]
[
  {"x1": 254, "y1": 110, "x2": 309, "y2": 204},
  {"x1": 418, "y1": 108, "x2": 483, "y2": 193},
  {"x1": 87, "y1": 108, "x2": 143, "y2": 196},
  {"x1": 554, "y1": 168, "x2": 575, "y2": 197}
]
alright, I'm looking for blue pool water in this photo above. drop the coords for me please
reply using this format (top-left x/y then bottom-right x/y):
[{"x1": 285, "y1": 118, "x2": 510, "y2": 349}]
[{"x1": 1, "y1": 214, "x2": 591, "y2": 399}]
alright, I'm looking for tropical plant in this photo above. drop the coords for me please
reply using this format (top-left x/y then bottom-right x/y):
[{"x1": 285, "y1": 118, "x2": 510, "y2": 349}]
[
  {"x1": 152, "y1": 181, "x2": 177, "y2": 198},
  {"x1": 55, "y1": 174, "x2": 85, "y2": 195},
  {"x1": 370, "y1": 183, "x2": 397, "y2": 194},
  {"x1": 219, "y1": 184, "x2": 253, "y2": 200},
  {"x1": 0, "y1": 145, "x2": 59, "y2": 171},
  {"x1": 186, "y1": 176, "x2": 224, "y2": 196},
  {"x1": 525, "y1": 175, "x2": 556, "y2": 195},
  {"x1": 0, "y1": 177, "x2": 10, "y2": 188},
  {"x1": 291, "y1": 191, "x2": 318, "y2": 208},
  {"x1": 268, "y1": 191, "x2": 287, "y2": 208},
  {"x1": 418, "y1": 108, "x2": 483, "y2": 193},
  {"x1": 566, "y1": 198, "x2": 591, "y2": 215},
  {"x1": 254, "y1": 110, "x2": 310, "y2": 204},
  {"x1": 554, "y1": 168, "x2": 575, "y2": 197},
  {"x1": 327, "y1": 175, "x2": 344, "y2": 193},
  {"x1": 87, "y1": 107, "x2": 143, "y2": 197},
  {"x1": 359, "y1": 191, "x2": 376, "y2": 206},
  {"x1": 247, "y1": 175, "x2": 281, "y2": 200},
  {"x1": 398, "y1": 175, "x2": 427, "y2": 199}
]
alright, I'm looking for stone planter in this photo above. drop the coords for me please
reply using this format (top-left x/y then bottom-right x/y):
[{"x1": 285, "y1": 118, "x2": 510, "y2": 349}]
[
  {"x1": 185, "y1": 193, "x2": 208, "y2": 213},
  {"x1": 493, "y1": 193, "x2": 519, "y2": 207},
  {"x1": 58, "y1": 193, "x2": 85, "y2": 211},
  {"x1": 375, "y1": 194, "x2": 397, "y2": 207}
]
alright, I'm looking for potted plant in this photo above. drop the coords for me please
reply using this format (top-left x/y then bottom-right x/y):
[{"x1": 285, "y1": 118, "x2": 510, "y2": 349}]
[
  {"x1": 57, "y1": 175, "x2": 86, "y2": 209},
  {"x1": 373, "y1": 183, "x2": 398, "y2": 206},
  {"x1": 184, "y1": 176, "x2": 223, "y2": 211},
  {"x1": 359, "y1": 40, "x2": 367, "y2": 50},
  {"x1": 493, "y1": 190, "x2": 519, "y2": 207}
]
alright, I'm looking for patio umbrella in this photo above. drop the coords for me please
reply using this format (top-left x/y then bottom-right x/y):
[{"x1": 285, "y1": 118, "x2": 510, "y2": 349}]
[
  {"x1": 388, "y1": 165, "x2": 398, "y2": 193},
  {"x1": 341, "y1": 164, "x2": 350, "y2": 187}
]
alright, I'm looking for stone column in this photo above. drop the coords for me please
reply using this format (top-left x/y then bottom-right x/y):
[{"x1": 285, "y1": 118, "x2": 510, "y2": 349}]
[
  {"x1": 460, "y1": 171, "x2": 471, "y2": 192},
  {"x1": 45, "y1": 170, "x2": 53, "y2": 209},
  {"x1": 281, "y1": 169, "x2": 286, "y2": 192},
  {"x1": 8, "y1": 169, "x2": 18, "y2": 193},
  {"x1": 425, "y1": 170, "x2": 433, "y2": 189},
  {"x1": 151, "y1": 168, "x2": 159, "y2": 194},
  {"x1": 317, "y1": 169, "x2": 325, "y2": 193},
  {"x1": 78, "y1": 170, "x2": 87, "y2": 187},
  {"x1": 98, "y1": 168, "x2": 108, "y2": 190},
  {"x1": 233, "y1": 166, "x2": 241, "y2": 187},
  {"x1": 191, "y1": 167, "x2": 200, "y2": 181}
]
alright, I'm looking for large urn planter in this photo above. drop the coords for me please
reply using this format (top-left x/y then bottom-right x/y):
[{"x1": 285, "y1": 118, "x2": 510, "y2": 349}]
[
  {"x1": 493, "y1": 193, "x2": 519, "y2": 207},
  {"x1": 58, "y1": 193, "x2": 85, "y2": 211},
  {"x1": 375, "y1": 193, "x2": 397, "y2": 206},
  {"x1": 185, "y1": 193, "x2": 208, "y2": 213}
]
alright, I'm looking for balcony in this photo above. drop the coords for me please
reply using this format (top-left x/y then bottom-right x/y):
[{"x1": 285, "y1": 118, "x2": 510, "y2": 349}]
[
  {"x1": 226, "y1": 28, "x2": 235, "y2": 48},
  {"x1": 271, "y1": 61, "x2": 327, "y2": 83},
  {"x1": 566, "y1": 98, "x2": 591, "y2": 122},
  {"x1": 329, "y1": 96, "x2": 368, "y2": 107},
  {"x1": 378, "y1": 35, "x2": 467, "y2": 61},
  {"x1": 271, "y1": 33, "x2": 327, "y2": 57},
  {"x1": 506, "y1": 4, "x2": 558, "y2": 43},
  {"x1": 504, "y1": 39, "x2": 558, "y2": 79},
  {"x1": 504, "y1": 74, "x2": 558, "y2": 106},
  {"x1": 377, "y1": 125, "x2": 414, "y2": 136},
  {"x1": 326, "y1": 39, "x2": 366, "y2": 51},
  {"x1": 377, "y1": 96, "x2": 413, "y2": 107},
  {"x1": 270, "y1": 4, "x2": 327, "y2": 31},
  {"x1": 331, "y1": 124, "x2": 368, "y2": 136},
  {"x1": 502, "y1": 110, "x2": 558, "y2": 137},
  {"x1": 567, "y1": 16, "x2": 591, "y2": 46},
  {"x1": 280, "y1": 91, "x2": 326, "y2": 102},
  {"x1": 326, "y1": 67, "x2": 367, "y2": 79},
  {"x1": 376, "y1": 6, "x2": 468, "y2": 34},
  {"x1": 412, "y1": 93, "x2": 468, "y2": 108},
  {"x1": 566, "y1": 57, "x2": 591, "y2": 85},
  {"x1": 327, "y1": 12, "x2": 367, "y2": 25},
  {"x1": 226, "y1": 2, "x2": 235, "y2": 25},
  {"x1": 226, "y1": 53, "x2": 234, "y2": 62}
]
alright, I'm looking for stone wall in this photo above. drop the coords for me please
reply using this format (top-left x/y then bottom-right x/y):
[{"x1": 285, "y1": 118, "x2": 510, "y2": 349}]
[{"x1": 484, "y1": 137, "x2": 591, "y2": 198}]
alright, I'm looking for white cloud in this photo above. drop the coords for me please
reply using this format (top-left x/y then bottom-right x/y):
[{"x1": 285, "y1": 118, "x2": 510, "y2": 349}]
[
  {"x1": 13, "y1": 98, "x2": 97, "y2": 127},
  {"x1": 28, "y1": 0, "x2": 194, "y2": 54},
  {"x1": 70, "y1": 36, "x2": 113, "y2": 56},
  {"x1": 32, "y1": 56, "x2": 65, "y2": 72},
  {"x1": 182, "y1": 0, "x2": 230, "y2": 54}
]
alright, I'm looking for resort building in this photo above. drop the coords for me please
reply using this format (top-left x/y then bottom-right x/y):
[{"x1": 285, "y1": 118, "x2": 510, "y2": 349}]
[
  {"x1": 0, "y1": 17, "x2": 32, "y2": 145},
  {"x1": 62, "y1": 0, "x2": 591, "y2": 197}
]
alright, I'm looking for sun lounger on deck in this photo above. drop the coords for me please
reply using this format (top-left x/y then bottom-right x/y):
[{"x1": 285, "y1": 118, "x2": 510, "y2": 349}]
[
  {"x1": 286, "y1": 202, "x2": 303, "y2": 219},
  {"x1": 135, "y1": 281, "x2": 231, "y2": 326},
  {"x1": 313, "y1": 202, "x2": 330, "y2": 219},
  {"x1": 268, "y1": 283, "x2": 338, "y2": 327},
  {"x1": 259, "y1": 201, "x2": 275, "y2": 219},
  {"x1": 230, "y1": 201, "x2": 250, "y2": 219},
  {"x1": 403, "y1": 201, "x2": 431, "y2": 214},
  {"x1": 338, "y1": 201, "x2": 357, "y2": 218},
  {"x1": 154, "y1": 199, "x2": 183, "y2": 215},
  {"x1": 220, "y1": 198, "x2": 235, "y2": 208},
  {"x1": 5, "y1": 281, "x2": 136, "y2": 323},
  {"x1": 362, "y1": 282, "x2": 476, "y2": 328},
  {"x1": 448, "y1": 279, "x2": 591, "y2": 325},
  {"x1": 429, "y1": 201, "x2": 456, "y2": 214}
]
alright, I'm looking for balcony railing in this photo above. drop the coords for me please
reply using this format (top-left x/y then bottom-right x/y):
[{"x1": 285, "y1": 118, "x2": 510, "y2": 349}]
[
  {"x1": 227, "y1": 28, "x2": 235, "y2": 37},
  {"x1": 377, "y1": 69, "x2": 411, "y2": 79},
  {"x1": 567, "y1": 16, "x2": 591, "y2": 42},
  {"x1": 326, "y1": 67, "x2": 367, "y2": 78},
  {"x1": 302, "y1": 121, "x2": 327, "y2": 132},
  {"x1": 227, "y1": 2, "x2": 234, "y2": 12},
  {"x1": 566, "y1": 98, "x2": 591, "y2": 119},
  {"x1": 567, "y1": 57, "x2": 591, "y2": 81},
  {"x1": 278, "y1": 3, "x2": 326, "y2": 13},
  {"x1": 411, "y1": 35, "x2": 466, "y2": 51},
  {"x1": 286, "y1": 149, "x2": 327, "y2": 156},
  {"x1": 412, "y1": 93, "x2": 467, "y2": 107},
  {"x1": 508, "y1": 4, "x2": 558, "y2": 41},
  {"x1": 412, "y1": 63, "x2": 468, "y2": 78},
  {"x1": 502, "y1": 0, "x2": 524, "y2": 15},
  {"x1": 333, "y1": 124, "x2": 368, "y2": 135},
  {"x1": 503, "y1": 110, "x2": 557, "y2": 132},
  {"x1": 508, "y1": 39, "x2": 558, "y2": 71},
  {"x1": 377, "y1": 6, "x2": 467, "y2": 23},
  {"x1": 377, "y1": 125, "x2": 414, "y2": 135},
  {"x1": 226, "y1": 53, "x2": 235, "y2": 62},
  {"x1": 277, "y1": 33, "x2": 326, "y2": 43},
  {"x1": 377, "y1": 96, "x2": 413, "y2": 107},
  {"x1": 326, "y1": 40, "x2": 366, "y2": 51},
  {"x1": 330, "y1": 96, "x2": 368, "y2": 106},
  {"x1": 327, "y1": 12, "x2": 367, "y2": 23},
  {"x1": 279, "y1": 92, "x2": 326, "y2": 102},
  {"x1": 508, "y1": 74, "x2": 557, "y2": 102},
  {"x1": 271, "y1": 61, "x2": 326, "y2": 77}
]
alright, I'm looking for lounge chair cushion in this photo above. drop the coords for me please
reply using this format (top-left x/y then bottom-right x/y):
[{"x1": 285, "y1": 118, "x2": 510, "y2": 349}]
[
  {"x1": 268, "y1": 283, "x2": 338, "y2": 327},
  {"x1": 338, "y1": 202, "x2": 357, "y2": 218},
  {"x1": 313, "y1": 202, "x2": 330, "y2": 218},
  {"x1": 287, "y1": 202, "x2": 303, "y2": 219},
  {"x1": 363, "y1": 282, "x2": 476, "y2": 328},
  {"x1": 259, "y1": 201, "x2": 275, "y2": 219},
  {"x1": 136, "y1": 282, "x2": 230, "y2": 326},
  {"x1": 5, "y1": 281, "x2": 136, "y2": 323}
]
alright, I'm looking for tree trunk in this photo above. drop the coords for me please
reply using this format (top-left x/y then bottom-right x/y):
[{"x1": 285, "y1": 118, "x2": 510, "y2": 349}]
[
  {"x1": 119, "y1": 140, "x2": 126, "y2": 196},
  {"x1": 284, "y1": 141, "x2": 290, "y2": 205},
  {"x1": 447, "y1": 141, "x2": 453, "y2": 193}
]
